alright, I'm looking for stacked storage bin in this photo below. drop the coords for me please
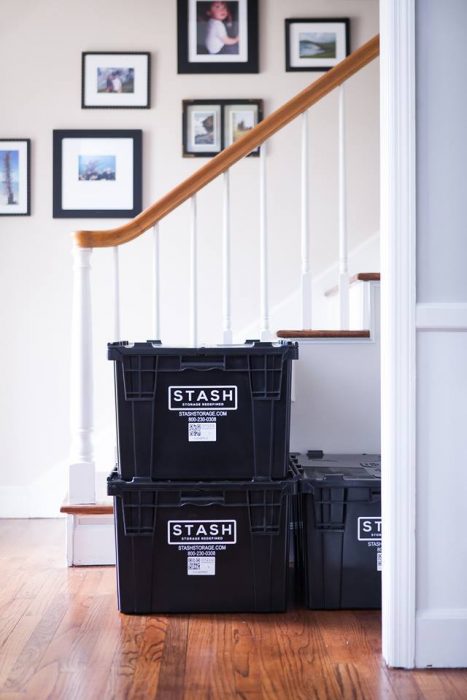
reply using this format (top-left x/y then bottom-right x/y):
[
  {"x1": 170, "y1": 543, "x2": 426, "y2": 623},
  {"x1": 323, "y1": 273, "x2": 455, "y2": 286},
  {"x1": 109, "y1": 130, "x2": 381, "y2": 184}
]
[
  {"x1": 107, "y1": 340, "x2": 299, "y2": 614},
  {"x1": 291, "y1": 452, "x2": 381, "y2": 609}
]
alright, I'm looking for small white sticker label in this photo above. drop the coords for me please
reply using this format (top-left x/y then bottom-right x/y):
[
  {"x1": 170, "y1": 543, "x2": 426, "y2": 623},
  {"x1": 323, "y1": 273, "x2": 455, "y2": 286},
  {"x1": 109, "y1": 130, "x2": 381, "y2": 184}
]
[
  {"x1": 377, "y1": 548, "x2": 382, "y2": 571},
  {"x1": 188, "y1": 422, "x2": 216, "y2": 442},
  {"x1": 187, "y1": 556, "x2": 216, "y2": 575}
]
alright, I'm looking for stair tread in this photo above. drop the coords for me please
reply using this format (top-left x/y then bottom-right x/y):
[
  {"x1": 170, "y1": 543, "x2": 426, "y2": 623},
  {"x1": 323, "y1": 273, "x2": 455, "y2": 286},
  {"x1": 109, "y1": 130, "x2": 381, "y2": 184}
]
[
  {"x1": 324, "y1": 272, "x2": 380, "y2": 298},
  {"x1": 61, "y1": 502, "x2": 113, "y2": 515},
  {"x1": 277, "y1": 330, "x2": 371, "y2": 338}
]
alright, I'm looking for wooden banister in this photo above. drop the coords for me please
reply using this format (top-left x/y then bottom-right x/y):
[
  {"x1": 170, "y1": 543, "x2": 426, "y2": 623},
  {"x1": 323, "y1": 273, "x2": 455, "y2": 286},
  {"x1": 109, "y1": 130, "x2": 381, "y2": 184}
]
[{"x1": 74, "y1": 34, "x2": 379, "y2": 249}]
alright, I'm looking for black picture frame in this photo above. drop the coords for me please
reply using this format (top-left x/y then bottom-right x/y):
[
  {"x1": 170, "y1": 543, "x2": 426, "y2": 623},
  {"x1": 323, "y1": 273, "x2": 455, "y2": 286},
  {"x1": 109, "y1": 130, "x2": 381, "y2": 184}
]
[
  {"x1": 53, "y1": 130, "x2": 142, "y2": 218},
  {"x1": 285, "y1": 18, "x2": 350, "y2": 72},
  {"x1": 81, "y1": 52, "x2": 151, "y2": 108},
  {"x1": 0, "y1": 139, "x2": 31, "y2": 216},
  {"x1": 177, "y1": 0, "x2": 259, "y2": 74},
  {"x1": 182, "y1": 99, "x2": 263, "y2": 157}
]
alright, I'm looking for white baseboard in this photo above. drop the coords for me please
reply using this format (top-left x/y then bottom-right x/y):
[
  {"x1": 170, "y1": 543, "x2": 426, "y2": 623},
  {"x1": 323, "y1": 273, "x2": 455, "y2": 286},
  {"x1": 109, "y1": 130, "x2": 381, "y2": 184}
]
[{"x1": 416, "y1": 609, "x2": 467, "y2": 667}]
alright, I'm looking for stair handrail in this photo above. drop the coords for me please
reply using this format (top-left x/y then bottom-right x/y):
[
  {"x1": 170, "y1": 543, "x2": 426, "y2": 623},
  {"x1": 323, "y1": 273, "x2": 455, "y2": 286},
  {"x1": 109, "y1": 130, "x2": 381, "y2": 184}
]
[{"x1": 74, "y1": 34, "x2": 379, "y2": 250}]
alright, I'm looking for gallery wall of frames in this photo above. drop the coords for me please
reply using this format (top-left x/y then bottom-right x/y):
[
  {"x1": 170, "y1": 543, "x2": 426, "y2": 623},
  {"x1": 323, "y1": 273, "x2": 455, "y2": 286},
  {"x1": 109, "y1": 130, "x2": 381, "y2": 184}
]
[{"x1": 1, "y1": 1, "x2": 351, "y2": 219}]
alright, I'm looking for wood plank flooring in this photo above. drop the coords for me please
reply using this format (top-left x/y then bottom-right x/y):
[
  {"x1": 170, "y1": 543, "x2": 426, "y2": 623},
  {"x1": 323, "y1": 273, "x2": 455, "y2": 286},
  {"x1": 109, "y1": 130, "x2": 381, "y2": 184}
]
[{"x1": 1, "y1": 520, "x2": 467, "y2": 700}]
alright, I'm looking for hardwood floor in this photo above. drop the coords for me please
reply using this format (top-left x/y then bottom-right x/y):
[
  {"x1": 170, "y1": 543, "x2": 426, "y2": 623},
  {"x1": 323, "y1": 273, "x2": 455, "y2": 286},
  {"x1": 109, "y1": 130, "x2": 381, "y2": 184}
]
[{"x1": 1, "y1": 520, "x2": 467, "y2": 700}]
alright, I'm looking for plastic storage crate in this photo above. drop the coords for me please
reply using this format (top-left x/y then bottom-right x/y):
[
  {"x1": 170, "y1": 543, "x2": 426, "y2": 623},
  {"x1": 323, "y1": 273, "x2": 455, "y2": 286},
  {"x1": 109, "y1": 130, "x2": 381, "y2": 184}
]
[
  {"x1": 108, "y1": 340, "x2": 298, "y2": 481},
  {"x1": 293, "y1": 452, "x2": 381, "y2": 609},
  {"x1": 108, "y1": 469, "x2": 296, "y2": 614}
]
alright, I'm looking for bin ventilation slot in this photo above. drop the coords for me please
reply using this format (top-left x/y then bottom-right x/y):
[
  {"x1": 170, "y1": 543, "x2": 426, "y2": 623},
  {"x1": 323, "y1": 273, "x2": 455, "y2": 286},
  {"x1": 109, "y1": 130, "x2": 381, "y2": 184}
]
[
  {"x1": 248, "y1": 490, "x2": 283, "y2": 534},
  {"x1": 121, "y1": 490, "x2": 158, "y2": 536},
  {"x1": 248, "y1": 354, "x2": 284, "y2": 400},
  {"x1": 122, "y1": 355, "x2": 159, "y2": 401}
]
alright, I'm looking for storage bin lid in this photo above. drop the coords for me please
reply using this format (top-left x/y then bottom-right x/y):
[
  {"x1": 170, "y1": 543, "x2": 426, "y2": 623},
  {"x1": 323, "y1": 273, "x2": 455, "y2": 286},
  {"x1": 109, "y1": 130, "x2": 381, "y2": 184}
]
[
  {"x1": 292, "y1": 452, "x2": 381, "y2": 490},
  {"x1": 108, "y1": 339, "x2": 299, "y2": 361}
]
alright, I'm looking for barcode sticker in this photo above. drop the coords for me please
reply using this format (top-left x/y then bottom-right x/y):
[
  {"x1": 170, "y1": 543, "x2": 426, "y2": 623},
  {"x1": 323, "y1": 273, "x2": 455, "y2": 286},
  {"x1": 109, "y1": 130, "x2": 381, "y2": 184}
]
[
  {"x1": 187, "y1": 556, "x2": 216, "y2": 575},
  {"x1": 377, "y1": 549, "x2": 382, "y2": 572},
  {"x1": 188, "y1": 422, "x2": 216, "y2": 442}
]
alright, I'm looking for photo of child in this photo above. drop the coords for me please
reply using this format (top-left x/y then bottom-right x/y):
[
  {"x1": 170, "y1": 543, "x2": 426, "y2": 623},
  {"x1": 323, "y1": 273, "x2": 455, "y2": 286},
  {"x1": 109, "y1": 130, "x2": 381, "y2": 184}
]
[{"x1": 197, "y1": 1, "x2": 239, "y2": 55}]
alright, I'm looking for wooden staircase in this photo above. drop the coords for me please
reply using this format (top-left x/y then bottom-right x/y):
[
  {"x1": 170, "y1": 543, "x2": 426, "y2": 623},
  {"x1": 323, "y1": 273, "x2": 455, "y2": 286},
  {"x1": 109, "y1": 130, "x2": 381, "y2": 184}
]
[{"x1": 63, "y1": 37, "x2": 380, "y2": 565}]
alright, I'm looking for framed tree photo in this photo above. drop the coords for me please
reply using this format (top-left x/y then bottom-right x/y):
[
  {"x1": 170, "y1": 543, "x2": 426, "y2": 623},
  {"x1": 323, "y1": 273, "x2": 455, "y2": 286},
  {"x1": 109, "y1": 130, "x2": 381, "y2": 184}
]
[
  {"x1": 285, "y1": 18, "x2": 350, "y2": 72},
  {"x1": 177, "y1": 0, "x2": 259, "y2": 74},
  {"x1": 53, "y1": 130, "x2": 142, "y2": 218},
  {"x1": 182, "y1": 99, "x2": 262, "y2": 157},
  {"x1": 0, "y1": 139, "x2": 30, "y2": 216},
  {"x1": 82, "y1": 52, "x2": 151, "y2": 108}
]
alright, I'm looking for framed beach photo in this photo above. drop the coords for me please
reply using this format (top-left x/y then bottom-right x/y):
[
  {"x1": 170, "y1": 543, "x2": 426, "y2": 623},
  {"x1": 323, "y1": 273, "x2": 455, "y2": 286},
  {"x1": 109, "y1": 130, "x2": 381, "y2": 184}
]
[
  {"x1": 183, "y1": 102, "x2": 222, "y2": 156},
  {"x1": 0, "y1": 139, "x2": 30, "y2": 216},
  {"x1": 53, "y1": 130, "x2": 142, "y2": 218},
  {"x1": 182, "y1": 99, "x2": 262, "y2": 157},
  {"x1": 82, "y1": 52, "x2": 151, "y2": 108},
  {"x1": 285, "y1": 18, "x2": 350, "y2": 72},
  {"x1": 177, "y1": 0, "x2": 258, "y2": 74}
]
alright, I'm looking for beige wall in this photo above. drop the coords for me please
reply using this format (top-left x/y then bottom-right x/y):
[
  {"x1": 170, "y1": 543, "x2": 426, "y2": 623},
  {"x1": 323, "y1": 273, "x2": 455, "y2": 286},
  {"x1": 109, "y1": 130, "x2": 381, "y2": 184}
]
[{"x1": 0, "y1": 0, "x2": 378, "y2": 511}]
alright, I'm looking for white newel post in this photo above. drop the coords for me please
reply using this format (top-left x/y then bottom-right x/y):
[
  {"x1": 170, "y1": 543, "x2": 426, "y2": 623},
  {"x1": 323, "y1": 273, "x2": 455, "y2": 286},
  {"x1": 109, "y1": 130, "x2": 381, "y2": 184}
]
[
  {"x1": 259, "y1": 143, "x2": 271, "y2": 341},
  {"x1": 69, "y1": 245, "x2": 95, "y2": 505},
  {"x1": 338, "y1": 83, "x2": 350, "y2": 329},
  {"x1": 301, "y1": 110, "x2": 312, "y2": 328}
]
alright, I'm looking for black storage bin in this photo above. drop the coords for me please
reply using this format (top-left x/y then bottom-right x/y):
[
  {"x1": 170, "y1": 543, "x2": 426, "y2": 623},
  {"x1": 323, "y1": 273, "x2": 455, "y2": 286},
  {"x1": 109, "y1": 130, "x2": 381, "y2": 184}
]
[
  {"x1": 108, "y1": 340, "x2": 298, "y2": 481},
  {"x1": 108, "y1": 470, "x2": 295, "y2": 614},
  {"x1": 294, "y1": 453, "x2": 381, "y2": 610}
]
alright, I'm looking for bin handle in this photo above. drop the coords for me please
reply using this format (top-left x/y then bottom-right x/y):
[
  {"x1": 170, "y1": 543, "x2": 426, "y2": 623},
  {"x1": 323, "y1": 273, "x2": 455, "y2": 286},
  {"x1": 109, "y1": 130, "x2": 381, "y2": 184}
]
[
  {"x1": 179, "y1": 494, "x2": 225, "y2": 506},
  {"x1": 180, "y1": 356, "x2": 226, "y2": 370}
]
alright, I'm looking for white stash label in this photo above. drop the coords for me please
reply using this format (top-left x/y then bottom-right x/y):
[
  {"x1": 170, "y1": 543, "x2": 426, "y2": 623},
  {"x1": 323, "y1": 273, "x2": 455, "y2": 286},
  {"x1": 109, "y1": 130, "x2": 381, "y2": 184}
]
[
  {"x1": 188, "y1": 422, "x2": 216, "y2": 442},
  {"x1": 187, "y1": 556, "x2": 216, "y2": 576}
]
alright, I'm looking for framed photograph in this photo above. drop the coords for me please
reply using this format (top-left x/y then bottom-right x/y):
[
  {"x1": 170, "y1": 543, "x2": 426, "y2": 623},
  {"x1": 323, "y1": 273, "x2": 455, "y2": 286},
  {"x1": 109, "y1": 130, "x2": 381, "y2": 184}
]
[
  {"x1": 224, "y1": 101, "x2": 261, "y2": 153},
  {"x1": 183, "y1": 103, "x2": 222, "y2": 156},
  {"x1": 82, "y1": 52, "x2": 150, "y2": 108},
  {"x1": 285, "y1": 18, "x2": 350, "y2": 72},
  {"x1": 182, "y1": 99, "x2": 262, "y2": 157},
  {"x1": 177, "y1": 0, "x2": 258, "y2": 74},
  {"x1": 0, "y1": 139, "x2": 30, "y2": 216},
  {"x1": 53, "y1": 130, "x2": 142, "y2": 218}
]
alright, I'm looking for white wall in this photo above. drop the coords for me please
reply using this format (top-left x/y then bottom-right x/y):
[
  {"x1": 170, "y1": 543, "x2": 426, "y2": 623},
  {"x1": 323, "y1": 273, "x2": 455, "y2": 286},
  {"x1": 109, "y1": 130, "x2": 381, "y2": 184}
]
[
  {"x1": 0, "y1": 0, "x2": 379, "y2": 515},
  {"x1": 415, "y1": 0, "x2": 467, "y2": 667}
]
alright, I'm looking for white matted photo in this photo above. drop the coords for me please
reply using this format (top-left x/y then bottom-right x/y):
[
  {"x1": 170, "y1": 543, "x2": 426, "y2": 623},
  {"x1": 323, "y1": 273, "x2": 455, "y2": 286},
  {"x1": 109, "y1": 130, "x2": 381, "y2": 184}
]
[
  {"x1": 285, "y1": 18, "x2": 350, "y2": 71},
  {"x1": 178, "y1": 0, "x2": 258, "y2": 73},
  {"x1": 0, "y1": 139, "x2": 30, "y2": 215},
  {"x1": 224, "y1": 102, "x2": 260, "y2": 153},
  {"x1": 184, "y1": 103, "x2": 222, "y2": 155},
  {"x1": 53, "y1": 130, "x2": 142, "y2": 218},
  {"x1": 82, "y1": 53, "x2": 150, "y2": 108}
]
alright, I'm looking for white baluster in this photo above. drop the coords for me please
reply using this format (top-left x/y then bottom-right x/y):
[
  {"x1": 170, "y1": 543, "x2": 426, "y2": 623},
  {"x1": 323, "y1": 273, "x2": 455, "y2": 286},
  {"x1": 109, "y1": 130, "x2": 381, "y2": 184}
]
[
  {"x1": 222, "y1": 171, "x2": 233, "y2": 344},
  {"x1": 259, "y1": 143, "x2": 271, "y2": 341},
  {"x1": 69, "y1": 245, "x2": 95, "y2": 504},
  {"x1": 190, "y1": 195, "x2": 198, "y2": 346},
  {"x1": 301, "y1": 110, "x2": 312, "y2": 328},
  {"x1": 338, "y1": 83, "x2": 350, "y2": 328},
  {"x1": 112, "y1": 246, "x2": 121, "y2": 341},
  {"x1": 152, "y1": 224, "x2": 160, "y2": 340}
]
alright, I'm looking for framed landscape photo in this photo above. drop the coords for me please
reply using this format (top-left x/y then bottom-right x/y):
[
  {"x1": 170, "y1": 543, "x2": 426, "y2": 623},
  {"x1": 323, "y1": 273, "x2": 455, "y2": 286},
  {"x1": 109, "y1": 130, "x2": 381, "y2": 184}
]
[
  {"x1": 82, "y1": 52, "x2": 150, "y2": 108},
  {"x1": 285, "y1": 18, "x2": 350, "y2": 72},
  {"x1": 182, "y1": 99, "x2": 262, "y2": 157},
  {"x1": 177, "y1": 0, "x2": 258, "y2": 74},
  {"x1": 53, "y1": 130, "x2": 142, "y2": 218},
  {"x1": 0, "y1": 139, "x2": 30, "y2": 216},
  {"x1": 224, "y1": 101, "x2": 262, "y2": 153}
]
